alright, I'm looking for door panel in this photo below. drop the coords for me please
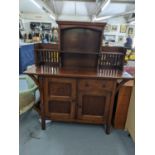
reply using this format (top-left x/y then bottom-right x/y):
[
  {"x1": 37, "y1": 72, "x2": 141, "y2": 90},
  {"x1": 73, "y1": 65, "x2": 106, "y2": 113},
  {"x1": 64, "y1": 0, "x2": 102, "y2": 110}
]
[
  {"x1": 82, "y1": 95, "x2": 106, "y2": 116},
  {"x1": 44, "y1": 77, "x2": 76, "y2": 119},
  {"x1": 77, "y1": 91, "x2": 111, "y2": 123},
  {"x1": 48, "y1": 100, "x2": 71, "y2": 113}
]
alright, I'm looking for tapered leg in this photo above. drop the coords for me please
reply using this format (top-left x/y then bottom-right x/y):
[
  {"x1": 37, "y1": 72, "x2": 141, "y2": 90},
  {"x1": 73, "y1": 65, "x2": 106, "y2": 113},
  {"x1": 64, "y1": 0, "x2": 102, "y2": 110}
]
[
  {"x1": 105, "y1": 124, "x2": 111, "y2": 134},
  {"x1": 41, "y1": 118, "x2": 46, "y2": 130},
  {"x1": 39, "y1": 77, "x2": 46, "y2": 130}
]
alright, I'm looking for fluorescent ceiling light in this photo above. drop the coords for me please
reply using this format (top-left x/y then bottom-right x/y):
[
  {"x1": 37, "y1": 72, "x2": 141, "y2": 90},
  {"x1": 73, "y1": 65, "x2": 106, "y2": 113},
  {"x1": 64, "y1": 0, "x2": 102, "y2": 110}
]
[
  {"x1": 94, "y1": 10, "x2": 135, "y2": 21},
  {"x1": 101, "y1": 0, "x2": 111, "y2": 12},
  {"x1": 49, "y1": 14, "x2": 56, "y2": 20},
  {"x1": 94, "y1": 15, "x2": 112, "y2": 21},
  {"x1": 129, "y1": 21, "x2": 135, "y2": 24},
  {"x1": 30, "y1": 0, "x2": 42, "y2": 9}
]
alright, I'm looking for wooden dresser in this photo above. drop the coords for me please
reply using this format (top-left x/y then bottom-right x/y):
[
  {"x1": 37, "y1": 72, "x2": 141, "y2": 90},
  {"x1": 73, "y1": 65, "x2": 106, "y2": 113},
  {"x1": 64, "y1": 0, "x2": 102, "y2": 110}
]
[{"x1": 24, "y1": 21, "x2": 134, "y2": 134}]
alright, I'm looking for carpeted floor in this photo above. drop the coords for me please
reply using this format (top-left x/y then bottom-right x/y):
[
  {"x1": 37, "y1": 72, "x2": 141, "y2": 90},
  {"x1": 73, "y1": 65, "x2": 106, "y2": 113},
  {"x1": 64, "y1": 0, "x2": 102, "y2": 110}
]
[{"x1": 19, "y1": 109, "x2": 135, "y2": 155}]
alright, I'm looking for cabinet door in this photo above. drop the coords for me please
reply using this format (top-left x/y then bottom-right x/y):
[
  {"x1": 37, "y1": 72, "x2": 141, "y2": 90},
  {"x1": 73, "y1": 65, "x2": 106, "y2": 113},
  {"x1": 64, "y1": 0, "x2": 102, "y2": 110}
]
[
  {"x1": 77, "y1": 91, "x2": 111, "y2": 124},
  {"x1": 44, "y1": 78, "x2": 76, "y2": 120},
  {"x1": 77, "y1": 79, "x2": 113, "y2": 124}
]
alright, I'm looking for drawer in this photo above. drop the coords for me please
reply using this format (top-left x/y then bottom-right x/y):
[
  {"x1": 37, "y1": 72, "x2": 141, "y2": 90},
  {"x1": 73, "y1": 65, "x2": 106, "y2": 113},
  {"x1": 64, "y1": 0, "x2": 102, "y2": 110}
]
[{"x1": 78, "y1": 79, "x2": 114, "y2": 91}]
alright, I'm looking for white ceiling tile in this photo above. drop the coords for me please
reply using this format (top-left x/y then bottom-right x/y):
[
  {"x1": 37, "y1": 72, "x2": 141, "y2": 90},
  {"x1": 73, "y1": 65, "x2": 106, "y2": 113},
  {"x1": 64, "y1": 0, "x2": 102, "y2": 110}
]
[
  {"x1": 20, "y1": 0, "x2": 44, "y2": 13},
  {"x1": 99, "y1": 3, "x2": 134, "y2": 16},
  {"x1": 61, "y1": 1, "x2": 75, "y2": 15},
  {"x1": 76, "y1": 2, "x2": 88, "y2": 15},
  {"x1": 19, "y1": 0, "x2": 135, "y2": 23}
]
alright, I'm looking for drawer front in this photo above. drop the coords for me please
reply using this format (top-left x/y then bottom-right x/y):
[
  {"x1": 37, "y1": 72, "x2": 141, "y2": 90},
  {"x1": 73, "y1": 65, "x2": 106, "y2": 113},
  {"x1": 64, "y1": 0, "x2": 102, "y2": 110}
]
[{"x1": 78, "y1": 79, "x2": 114, "y2": 91}]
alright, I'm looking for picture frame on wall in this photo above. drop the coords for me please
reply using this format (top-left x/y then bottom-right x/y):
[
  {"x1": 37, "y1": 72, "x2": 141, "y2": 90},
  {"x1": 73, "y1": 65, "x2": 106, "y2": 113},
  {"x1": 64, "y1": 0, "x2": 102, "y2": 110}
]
[
  {"x1": 104, "y1": 24, "x2": 111, "y2": 32},
  {"x1": 120, "y1": 25, "x2": 127, "y2": 33},
  {"x1": 128, "y1": 27, "x2": 134, "y2": 35},
  {"x1": 118, "y1": 36, "x2": 124, "y2": 43},
  {"x1": 111, "y1": 25, "x2": 118, "y2": 32},
  {"x1": 19, "y1": 19, "x2": 24, "y2": 31}
]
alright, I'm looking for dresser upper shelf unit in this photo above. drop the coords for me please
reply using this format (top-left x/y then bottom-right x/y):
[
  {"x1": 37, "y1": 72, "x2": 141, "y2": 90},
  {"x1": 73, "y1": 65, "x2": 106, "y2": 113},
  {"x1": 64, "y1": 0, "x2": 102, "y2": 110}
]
[{"x1": 57, "y1": 21, "x2": 106, "y2": 70}]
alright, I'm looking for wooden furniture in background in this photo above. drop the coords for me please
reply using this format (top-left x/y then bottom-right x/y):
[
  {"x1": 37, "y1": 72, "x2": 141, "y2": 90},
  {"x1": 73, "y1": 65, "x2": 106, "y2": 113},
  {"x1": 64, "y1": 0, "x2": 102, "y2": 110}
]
[
  {"x1": 125, "y1": 85, "x2": 135, "y2": 142},
  {"x1": 25, "y1": 21, "x2": 134, "y2": 134},
  {"x1": 113, "y1": 80, "x2": 134, "y2": 129}
]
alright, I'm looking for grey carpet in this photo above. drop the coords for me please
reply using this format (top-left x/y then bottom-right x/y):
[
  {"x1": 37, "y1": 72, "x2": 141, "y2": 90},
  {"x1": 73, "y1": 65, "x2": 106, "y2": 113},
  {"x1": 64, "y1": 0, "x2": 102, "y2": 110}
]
[{"x1": 19, "y1": 109, "x2": 135, "y2": 155}]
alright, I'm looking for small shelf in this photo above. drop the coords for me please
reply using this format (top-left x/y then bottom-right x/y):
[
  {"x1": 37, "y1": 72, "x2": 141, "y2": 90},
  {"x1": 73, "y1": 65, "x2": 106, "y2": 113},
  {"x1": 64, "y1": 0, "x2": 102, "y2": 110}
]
[
  {"x1": 60, "y1": 51, "x2": 99, "y2": 55},
  {"x1": 101, "y1": 51, "x2": 124, "y2": 55},
  {"x1": 60, "y1": 51, "x2": 124, "y2": 56}
]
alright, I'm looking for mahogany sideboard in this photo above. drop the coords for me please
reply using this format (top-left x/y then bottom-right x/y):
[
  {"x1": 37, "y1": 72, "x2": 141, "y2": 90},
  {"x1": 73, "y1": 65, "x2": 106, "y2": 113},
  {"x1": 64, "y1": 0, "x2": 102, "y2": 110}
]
[
  {"x1": 24, "y1": 21, "x2": 134, "y2": 134},
  {"x1": 25, "y1": 65, "x2": 133, "y2": 134}
]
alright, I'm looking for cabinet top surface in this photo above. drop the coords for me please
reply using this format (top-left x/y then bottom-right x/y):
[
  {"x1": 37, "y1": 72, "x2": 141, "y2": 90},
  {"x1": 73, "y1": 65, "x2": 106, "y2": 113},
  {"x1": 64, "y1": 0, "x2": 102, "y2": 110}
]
[{"x1": 24, "y1": 65, "x2": 134, "y2": 80}]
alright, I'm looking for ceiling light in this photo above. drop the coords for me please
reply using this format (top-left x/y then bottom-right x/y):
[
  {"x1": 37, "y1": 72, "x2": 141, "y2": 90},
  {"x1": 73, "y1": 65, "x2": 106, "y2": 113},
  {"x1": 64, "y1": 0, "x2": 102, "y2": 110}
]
[
  {"x1": 30, "y1": 0, "x2": 42, "y2": 9},
  {"x1": 94, "y1": 15, "x2": 112, "y2": 21},
  {"x1": 129, "y1": 21, "x2": 135, "y2": 24},
  {"x1": 94, "y1": 10, "x2": 135, "y2": 21},
  {"x1": 101, "y1": 0, "x2": 111, "y2": 12},
  {"x1": 49, "y1": 14, "x2": 56, "y2": 20}
]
